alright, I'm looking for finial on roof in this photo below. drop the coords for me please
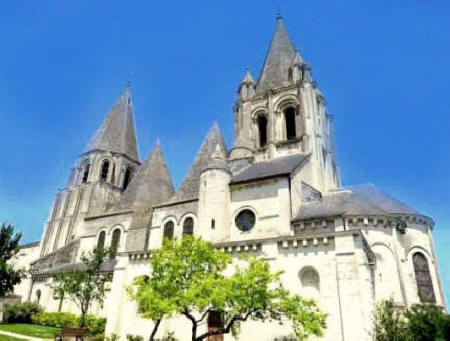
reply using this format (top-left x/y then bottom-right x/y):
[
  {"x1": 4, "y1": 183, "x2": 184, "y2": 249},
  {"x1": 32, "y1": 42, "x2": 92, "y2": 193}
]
[
  {"x1": 241, "y1": 68, "x2": 255, "y2": 85},
  {"x1": 83, "y1": 86, "x2": 139, "y2": 161},
  {"x1": 255, "y1": 12, "x2": 296, "y2": 93},
  {"x1": 276, "y1": 3, "x2": 282, "y2": 21},
  {"x1": 127, "y1": 71, "x2": 133, "y2": 88},
  {"x1": 291, "y1": 51, "x2": 304, "y2": 67}
]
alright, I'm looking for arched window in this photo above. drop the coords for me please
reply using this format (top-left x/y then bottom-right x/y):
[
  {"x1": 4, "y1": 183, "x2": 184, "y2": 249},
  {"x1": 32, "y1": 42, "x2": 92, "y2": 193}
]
[
  {"x1": 257, "y1": 115, "x2": 268, "y2": 148},
  {"x1": 183, "y1": 217, "x2": 194, "y2": 236},
  {"x1": 81, "y1": 163, "x2": 90, "y2": 183},
  {"x1": 97, "y1": 231, "x2": 106, "y2": 250},
  {"x1": 110, "y1": 229, "x2": 121, "y2": 259},
  {"x1": 101, "y1": 160, "x2": 110, "y2": 182},
  {"x1": 36, "y1": 289, "x2": 41, "y2": 303},
  {"x1": 284, "y1": 107, "x2": 297, "y2": 140},
  {"x1": 413, "y1": 252, "x2": 435, "y2": 302},
  {"x1": 123, "y1": 167, "x2": 133, "y2": 190},
  {"x1": 300, "y1": 267, "x2": 320, "y2": 299},
  {"x1": 163, "y1": 221, "x2": 174, "y2": 239}
]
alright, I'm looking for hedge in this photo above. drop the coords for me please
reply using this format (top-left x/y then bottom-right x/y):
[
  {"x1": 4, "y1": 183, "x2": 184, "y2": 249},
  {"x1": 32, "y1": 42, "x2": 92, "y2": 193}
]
[
  {"x1": 32, "y1": 311, "x2": 106, "y2": 335},
  {"x1": 3, "y1": 302, "x2": 42, "y2": 323}
]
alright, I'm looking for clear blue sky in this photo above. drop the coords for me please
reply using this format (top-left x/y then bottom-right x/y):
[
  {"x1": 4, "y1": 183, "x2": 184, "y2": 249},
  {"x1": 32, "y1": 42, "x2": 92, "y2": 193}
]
[{"x1": 0, "y1": 1, "x2": 448, "y2": 304}]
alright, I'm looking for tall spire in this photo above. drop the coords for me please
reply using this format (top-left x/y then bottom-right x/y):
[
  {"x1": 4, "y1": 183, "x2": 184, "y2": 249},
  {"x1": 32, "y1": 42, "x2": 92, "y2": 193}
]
[
  {"x1": 84, "y1": 85, "x2": 139, "y2": 161},
  {"x1": 256, "y1": 16, "x2": 297, "y2": 93},
  {"x1": 171, "y1": 123, "x2": 227, "y2": 202},
  {"x1": 115, "y1": 141, "x2": 174, "y2": 210}
]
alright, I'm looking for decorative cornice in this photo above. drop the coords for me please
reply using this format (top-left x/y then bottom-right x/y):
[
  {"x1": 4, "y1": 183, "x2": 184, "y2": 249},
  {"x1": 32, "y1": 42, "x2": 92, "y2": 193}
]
[{"x1": 127, "y1": 231, "x2": 365, "y2": 261}]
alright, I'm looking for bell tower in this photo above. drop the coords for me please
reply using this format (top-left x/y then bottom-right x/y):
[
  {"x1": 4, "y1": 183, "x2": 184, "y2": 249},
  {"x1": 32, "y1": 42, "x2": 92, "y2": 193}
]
[
  {"x1": 230, "y1": 15, "x2": 340, "y2": 192},
  {"x1": 39, "y1": 85, "x2": 140, "y2": 256}
]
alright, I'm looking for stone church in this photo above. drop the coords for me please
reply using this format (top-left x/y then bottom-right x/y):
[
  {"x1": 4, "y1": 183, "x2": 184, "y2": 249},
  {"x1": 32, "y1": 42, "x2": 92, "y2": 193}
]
[{"x1": 12, "y1": 16, "x2": 446, "y2": 340}]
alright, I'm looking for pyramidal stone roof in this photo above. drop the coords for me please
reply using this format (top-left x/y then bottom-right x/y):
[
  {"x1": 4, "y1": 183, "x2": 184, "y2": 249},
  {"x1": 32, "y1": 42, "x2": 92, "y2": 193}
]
[
  {"x1": 294, "y1": 184, "x2": 422, "y2": 220},
  {"x1": 256, "y1": 16, "x2": 298, "y2": 94},
  {"x1": 115, "y1": 142, "x2": 174, "y2": 210},
  {"x1": 84, "y1": 86, "x2": 139, "y2": 161},
  {"x1": 204, "y1": 143, "x2": 231, "y2": 174},
  {"x1": 171, "y1": 123, "x2": 227, "y2": 202}
]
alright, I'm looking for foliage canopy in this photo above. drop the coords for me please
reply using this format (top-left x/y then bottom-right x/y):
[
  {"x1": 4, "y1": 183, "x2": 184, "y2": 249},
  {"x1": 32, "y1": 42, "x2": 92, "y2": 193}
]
[
  {"x1": 0, "y1": 223, "x2": 23, "y2": 297},
  {"x1": 128, "y1": 236, "x2": 326, "y2": 341},
  {"x1": 374, "y1": 299, "x2": 450, "y2": 341},
  {"x1": 51, "y1": 248, "x2": 110, "y2": 327}
]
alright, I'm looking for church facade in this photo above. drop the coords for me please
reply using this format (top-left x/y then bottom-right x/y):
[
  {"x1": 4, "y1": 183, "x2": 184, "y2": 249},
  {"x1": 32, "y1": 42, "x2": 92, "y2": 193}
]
[{"x1": 12, "y1": 17, "x2": 446, "y2": 340}]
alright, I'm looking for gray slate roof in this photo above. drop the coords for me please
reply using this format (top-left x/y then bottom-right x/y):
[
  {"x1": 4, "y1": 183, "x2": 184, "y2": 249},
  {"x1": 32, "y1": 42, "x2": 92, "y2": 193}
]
[
  {"x1": 84, "y1": 86, "x2": 139, "y2": 161},
  {"x1": 231, "y1": 153, "x2": 310, "y2": 184},
  {"x1": 32, "y1": 259, "x2": 116, "y2": 276},
  {"x1": 171, "y1": 124, "x2": 227, "y2": 202},
  {"x1": 115, "y1": 142, "x2": 174, "y2": 210},
  {"x1": 294, "y1": 184, "x2": 422, "y2": 220},
  {"x1": 256, "y1": 16, "x2": 298, "y2": 94}
]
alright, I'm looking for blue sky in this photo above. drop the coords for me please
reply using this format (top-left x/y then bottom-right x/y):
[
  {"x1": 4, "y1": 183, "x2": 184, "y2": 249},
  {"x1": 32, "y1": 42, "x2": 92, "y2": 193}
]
[{"x1": 0, "y1": 1, "x2": 448, "y2": 304}]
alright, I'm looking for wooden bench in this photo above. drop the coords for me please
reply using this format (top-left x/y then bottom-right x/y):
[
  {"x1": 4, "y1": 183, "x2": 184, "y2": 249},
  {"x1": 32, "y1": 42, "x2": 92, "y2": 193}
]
[{"x1": 54, "y1": 327, "x2": 88, "y2": 341}]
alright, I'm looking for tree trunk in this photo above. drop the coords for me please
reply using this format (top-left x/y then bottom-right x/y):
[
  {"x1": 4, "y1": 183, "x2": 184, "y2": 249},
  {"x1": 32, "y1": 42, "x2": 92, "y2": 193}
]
[
  {"x1": 149, "y1": 319, "x2": 161, "y2": 341},
  {"x1": 80, "y1": 301, "x2": 89, "y2": 328},
  {"x1": 80, "y1": 311, "x2": 86, "y2": 328},
  {"x1": 191, "y1": 323, "x2": 197, "y2": 341}
]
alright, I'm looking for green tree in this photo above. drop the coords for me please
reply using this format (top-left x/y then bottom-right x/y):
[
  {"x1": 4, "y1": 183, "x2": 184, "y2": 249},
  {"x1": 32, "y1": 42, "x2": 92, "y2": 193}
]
[
  {"x1": 405, "y1": 303, "x2": 448, "y2": 341},
  {"x1": 374, "y1": 299, "x2": 450, "y2": 341},
  {"x1": 0, "y1": 223, "x2": 23, "y2": 297},
  {"x1": 127, "y1": 274, "x2": 176, "y2": 340},
  {"x1": 373, "y1": 299, "x2": 409, "y2": 341},
  {"x1": 128, "y1": 237, "x2": 326, "y2": 341},
  {"x1": 51, "y1": 248, "x2": 110, "y2": 327}
]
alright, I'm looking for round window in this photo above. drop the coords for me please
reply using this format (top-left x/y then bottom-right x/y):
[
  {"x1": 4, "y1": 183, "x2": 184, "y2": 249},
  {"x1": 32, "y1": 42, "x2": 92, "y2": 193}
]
[{"x1": 235, "y1": 209, "x2": 256, "y2": 232}]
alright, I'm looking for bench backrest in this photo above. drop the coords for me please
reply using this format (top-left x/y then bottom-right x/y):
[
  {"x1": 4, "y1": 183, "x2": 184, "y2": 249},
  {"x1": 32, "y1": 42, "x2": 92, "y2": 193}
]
[{"x1": 61, "y1": 327, "x2": 87, "y2": 336}]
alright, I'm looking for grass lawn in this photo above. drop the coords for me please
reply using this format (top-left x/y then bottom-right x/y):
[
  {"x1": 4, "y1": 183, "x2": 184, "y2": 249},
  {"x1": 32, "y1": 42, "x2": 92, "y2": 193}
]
[
  {"x1": 0, "y1": 335, "x2": 26, "y2": 341},
  {"x1": 0, "y1": 323, "x2": 61, "y2": 339}
]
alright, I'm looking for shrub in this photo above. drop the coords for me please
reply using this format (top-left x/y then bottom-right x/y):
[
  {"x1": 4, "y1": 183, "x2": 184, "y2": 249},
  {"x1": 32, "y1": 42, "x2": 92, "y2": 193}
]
[
  {"x1": 126, "y1": 335, "x2": 144, "y2": 341},
  {"x1": 405, "y1": 303, "x2": 448, "y2": 341},
  {"x1": 32, "y1": 311, "x2": 78, "y2": 328},
  {"x1": 374, "y1": 300, "x2": 450, "y2": 341},
  {"x1": 84, "y1": 315, "x2": 106, "y2": 335},
  {"x1": 3, "y1": 302, "x2": 42, "y2": 323},
  {"x1": 31, "y1": 311, "x2": 106, "y2": 335},
  {"x1": 373, "y1": 299, "x2": 408, "y2": 341}
]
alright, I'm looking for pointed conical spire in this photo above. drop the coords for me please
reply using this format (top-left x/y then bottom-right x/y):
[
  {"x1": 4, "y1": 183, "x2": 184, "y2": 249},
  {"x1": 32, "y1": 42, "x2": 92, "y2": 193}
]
[
  {"x1": 203, "y1": 143, "x2": 231, "y2": 174},
  {"x1": 291, "y1": 51, "x2": 304, "y2": 67},
  {"x1": 115, "y1": 141, "x2": 174, "y2": 210},
  {"x1": 84, "y1": 85, "x2": 139, "y2": 161},
  {"x1": 256, "y1": 15, "x2": 297, "y2": 93},
  {"x1": 171, "y1": 123, "x2": 227, "y2": 202},
  {"x1": 241, "y1": 68, "x2": 255, "y2": 85},
  {"x1": 238, "y1": 68, "x2": 256, "y2": 100}
]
